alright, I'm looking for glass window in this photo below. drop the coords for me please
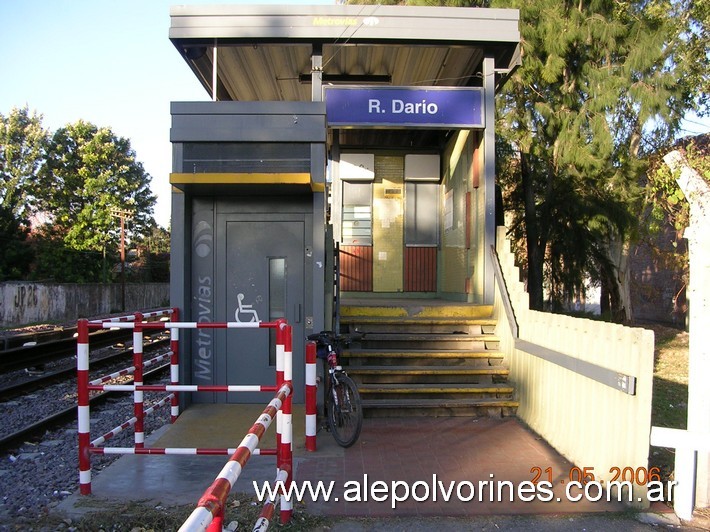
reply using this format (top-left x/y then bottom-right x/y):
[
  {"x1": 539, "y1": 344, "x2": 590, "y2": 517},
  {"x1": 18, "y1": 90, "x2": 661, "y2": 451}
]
[
  {"x1": 342, "y1": 181, "x2": 373, "y2": 246},
  {"x1": 268, "y1": 257, "x2": 286, "y2": 366},
  {"x1": 405, "y1": 182, "x2": 439, "y2": 246}
]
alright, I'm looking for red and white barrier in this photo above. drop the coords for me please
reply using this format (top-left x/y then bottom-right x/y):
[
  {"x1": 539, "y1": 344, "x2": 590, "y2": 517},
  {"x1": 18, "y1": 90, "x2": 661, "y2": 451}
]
[
  {"x1": 89, "y1": 307, "x2": 174, "y2": 324},
  {"x1": 77, "y1": 312, "x2": 295, "y2": 528},
  {"x1": 133, "y1": 312, "x2": 145, "y2": 448},
  {"x1": 169, "y1": 308, "x2": 180, "y2": 422},
  {"x1": 305, "y1": 340, "x2": 317, "y2": 452},
  {"x1": 77, "y1": 319, "x2": 91, "y2": 495},
  {"x1": 278, "y1": 323, "x2": 293, "y2": 523},
  {"x1": 91, "y1": 394, "x2": 174, "y2": 447},
  {"x1": 77, "y1": 310, "x2": 178, "y2": 495},
  {"x1": 179, "y1": 380, "x2": 293, "y2": 532}
]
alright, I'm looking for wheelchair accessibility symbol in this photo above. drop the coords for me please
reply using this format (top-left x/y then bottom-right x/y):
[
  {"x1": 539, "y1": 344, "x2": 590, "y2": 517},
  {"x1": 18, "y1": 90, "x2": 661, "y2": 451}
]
[{"x1": 235, "y1": 293, "x2": 260, "y2": 323}]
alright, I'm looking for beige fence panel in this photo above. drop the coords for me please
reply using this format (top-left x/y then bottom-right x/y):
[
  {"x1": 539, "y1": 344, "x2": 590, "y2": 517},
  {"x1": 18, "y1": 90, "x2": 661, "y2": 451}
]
[{"x1": 492, "y1": 227, "x2": 654, "y2": 506}]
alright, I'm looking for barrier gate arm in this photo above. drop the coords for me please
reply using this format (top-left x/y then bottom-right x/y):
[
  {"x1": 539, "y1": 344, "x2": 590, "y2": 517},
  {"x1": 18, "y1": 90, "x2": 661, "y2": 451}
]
[{"x1": 179, "y1": 382, "x2": 293, "y2": 532}]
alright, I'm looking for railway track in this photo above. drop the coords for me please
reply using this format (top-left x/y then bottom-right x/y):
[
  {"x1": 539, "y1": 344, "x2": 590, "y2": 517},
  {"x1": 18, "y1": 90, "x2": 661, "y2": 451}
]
[
  {"x1": 0, "y1": 362, "x2": 170, "y2": 451},
  {"x1": 0, "y1": 327, "x2": 135, "y2": 373},
  {"x1": 0, "y1": 331, "x2": 169, "y2": 400},
  {"x1": 0, "y1": 309, "x2": 176, "y2": 522},
  {"x1": 0, "y1": 311, "x2": 175, "y2": 452},
  {"x1": 0, "y1": 326, "x2": 66, "y2": 351}
]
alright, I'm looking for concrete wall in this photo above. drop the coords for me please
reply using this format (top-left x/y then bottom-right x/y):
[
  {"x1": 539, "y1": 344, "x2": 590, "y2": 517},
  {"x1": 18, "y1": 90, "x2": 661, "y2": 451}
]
[
  {"x1": 0, "y1": 282, "x2": 169, "y2": 327},
  {"x1": 492, "y1": 227, "x2": 655, "y2": 507}
]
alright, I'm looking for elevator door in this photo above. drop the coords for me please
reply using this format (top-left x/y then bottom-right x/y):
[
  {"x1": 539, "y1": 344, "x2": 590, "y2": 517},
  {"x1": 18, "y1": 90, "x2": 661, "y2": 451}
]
[{"x1": 216, "y1": 217, "x2": 304, "y2": 403}]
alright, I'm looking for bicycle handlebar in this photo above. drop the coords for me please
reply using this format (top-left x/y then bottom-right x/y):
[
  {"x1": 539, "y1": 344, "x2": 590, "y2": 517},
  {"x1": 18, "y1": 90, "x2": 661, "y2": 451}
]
[{"x1": 307, "y1": 331, "x2": 362, "y2": 346}]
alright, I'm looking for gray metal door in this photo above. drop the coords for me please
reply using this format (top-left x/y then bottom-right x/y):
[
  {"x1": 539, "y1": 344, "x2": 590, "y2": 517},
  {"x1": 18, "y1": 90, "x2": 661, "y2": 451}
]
[{"x1": 216, "y1": 217, "x2": 305, "y2": 403}]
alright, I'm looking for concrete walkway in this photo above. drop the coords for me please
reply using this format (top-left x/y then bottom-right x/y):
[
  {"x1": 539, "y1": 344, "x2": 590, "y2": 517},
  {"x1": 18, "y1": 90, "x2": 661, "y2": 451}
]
[{"x1": 57, "y1": 405, "x2": 675, "y2": 524}]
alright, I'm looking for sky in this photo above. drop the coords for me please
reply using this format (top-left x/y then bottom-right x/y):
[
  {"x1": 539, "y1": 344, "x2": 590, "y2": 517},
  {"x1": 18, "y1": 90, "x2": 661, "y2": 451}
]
[
  {"x1": 1, "y1": 0, "x2": 708, "y2": 229},
  {"x1": 0, "y1": 0, "x2": 334, "y2": 228}
]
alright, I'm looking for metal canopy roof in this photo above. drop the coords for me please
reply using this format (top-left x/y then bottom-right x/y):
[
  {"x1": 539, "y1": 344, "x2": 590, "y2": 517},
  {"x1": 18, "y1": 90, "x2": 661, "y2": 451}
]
[{"x1": 169, "y1": 4, "x2": 521, "y2": 104}]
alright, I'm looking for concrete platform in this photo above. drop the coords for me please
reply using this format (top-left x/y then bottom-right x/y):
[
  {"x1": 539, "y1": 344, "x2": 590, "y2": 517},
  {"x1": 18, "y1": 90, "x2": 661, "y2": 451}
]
[{"x1": 59, "y1": 405, "x2": 629, "y2": 519}]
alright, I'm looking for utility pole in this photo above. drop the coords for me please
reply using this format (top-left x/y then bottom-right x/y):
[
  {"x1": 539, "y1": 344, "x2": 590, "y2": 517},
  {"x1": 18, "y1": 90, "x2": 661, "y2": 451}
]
[
  {"x1": 110, "y1": 208, "x2": 133, "y2": 311},
  {"x1": 664, "y1": 151, "x2": 710, "y2": 516}
]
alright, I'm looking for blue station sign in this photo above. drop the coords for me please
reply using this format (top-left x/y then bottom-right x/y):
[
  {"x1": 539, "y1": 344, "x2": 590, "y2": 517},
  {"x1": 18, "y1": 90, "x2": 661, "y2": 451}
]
[{"x1": 325, "y1": 86, "x2": 484, "y2": 128}]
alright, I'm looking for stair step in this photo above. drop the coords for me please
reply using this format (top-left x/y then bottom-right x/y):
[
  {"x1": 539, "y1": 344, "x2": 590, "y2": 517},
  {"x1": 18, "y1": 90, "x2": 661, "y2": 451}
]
[
  {"x1": 361, "y1": 398, "x2": 520, "y2": 409},
  {"x1": 358, "y1": 383, "x2": 514, "y2": 394},
  {"x1": 342, "y1": 316, "x2": 496, "y2": 325},
  {"x1": 337, "y1": 301, "x2": 514, "y2": 418},
  {"x1": 342, "y1": 349, "x2": 503, "y2": 359},
  {"x1": 340, "y1": 304, "x2": 494, "y2": 319},
  {"x1": 344, "y1": 319, "x2": 496, "y2": 334},
  {"x1": 361, "y1": 397, "x2": 520, "y2": 417},
  {"x1": 348, "y1": 366, "x2": 509, "y2": 376},
  {"x1": 360, "y1": 334, "x2": 499, "y2": 350},
  {"x1": 363, "y1": 333, "x2": 498, "y2": 342},
  {"x1": 341, "y1": 316, "x2": 496, "y2": 327}
]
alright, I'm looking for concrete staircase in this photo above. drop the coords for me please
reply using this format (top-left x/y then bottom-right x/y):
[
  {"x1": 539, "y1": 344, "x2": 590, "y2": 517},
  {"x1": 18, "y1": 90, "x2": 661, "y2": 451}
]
[{"x1": 339, "y1": 300, "x2": 518, "y2": 418}]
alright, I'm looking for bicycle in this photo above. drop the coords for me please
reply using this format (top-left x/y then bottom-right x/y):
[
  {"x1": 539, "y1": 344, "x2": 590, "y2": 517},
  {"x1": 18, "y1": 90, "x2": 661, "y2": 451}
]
[{"x1": 306, "y1": 331, "x2": 363, "y2": 448}]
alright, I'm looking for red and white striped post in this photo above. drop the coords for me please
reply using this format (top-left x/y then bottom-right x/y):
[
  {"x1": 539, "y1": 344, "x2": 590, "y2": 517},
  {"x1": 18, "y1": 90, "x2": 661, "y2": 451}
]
[
  {"x1": 133, "y1": 312, "x2": 145, "y2": 448},
  {"x1": 280, "y1": 323, "x2": 293, "y2": 524},
  {"x1": 305, "y1": 340, "x2": 317, "y2": 452},
  {"x1": 253, "y1": 468, "x2": 288, "y2": 532},
  {"x1": 170, "y1": 307, "x2": 180, "y2": 423},
  {"x1": 77, "y1": 318, "x2": 92, "y2": 495},
  {"x1": 275, "y1": 320, "x2": 285, "y2": 478}
]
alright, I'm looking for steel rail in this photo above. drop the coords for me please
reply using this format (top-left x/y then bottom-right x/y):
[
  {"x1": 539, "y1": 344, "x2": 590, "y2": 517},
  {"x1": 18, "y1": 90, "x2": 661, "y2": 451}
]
[
  {"x1": 0, "y1": 363, "x2": 170, "y2": 452},
  {"x1": 0, "y1": 335, "x2": 169, "y2": 400}
]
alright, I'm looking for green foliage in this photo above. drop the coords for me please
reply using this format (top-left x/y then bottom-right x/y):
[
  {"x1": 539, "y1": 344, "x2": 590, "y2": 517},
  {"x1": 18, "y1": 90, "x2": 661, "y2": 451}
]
[
  {"x1": 126, "y1": 225, "x2": 170, "y2": 282},
  {"x1": 35, "y1": 120, "x2": 156, "y2": 255},
  {"x1": 139, "y1": 224, "x2": 171, "y2": 254},
  {"x1": 491, "y1": 0, "x2": 703, "y2": 313},
  {"x1": 0, "y1": 205, "x2": 33, "y2": 280},
  {"x1": 647, "y1": 137, "x2": 710, "y2": 234},
  {"x1": 1, "y1": 106, "x2": 160, "y2": 283},
  {"x1": 28, "y1": 224, "x2": 105, "y2": 282},
  {"x1": 0, "y1": 106, "x2": 48, "y2": 219},
  {"x1": 0, "y1": 107, "x2": 46, "y2": 279}
]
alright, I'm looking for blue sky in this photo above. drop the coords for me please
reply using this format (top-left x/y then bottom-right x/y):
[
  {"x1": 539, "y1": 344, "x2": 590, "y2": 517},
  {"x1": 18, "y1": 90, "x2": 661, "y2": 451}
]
[
  {"x1": 0, "y1": 0, "x2": 334, "y2": 228},
  {"x1": 1, "y1": 1, "x2": 707, "y2": 228}
]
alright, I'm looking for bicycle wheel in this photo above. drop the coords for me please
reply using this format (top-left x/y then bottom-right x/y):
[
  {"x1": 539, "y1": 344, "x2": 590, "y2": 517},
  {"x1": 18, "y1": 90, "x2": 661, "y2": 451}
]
[{"x1": 326, "y1": 373, "x2": 363, "y2": 448}]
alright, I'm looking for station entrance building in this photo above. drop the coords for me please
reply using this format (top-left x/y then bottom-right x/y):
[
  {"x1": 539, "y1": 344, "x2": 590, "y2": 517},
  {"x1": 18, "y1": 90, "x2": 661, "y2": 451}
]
[{"x1": 168, "y1": 5, "x2": 521, "y2": 404}]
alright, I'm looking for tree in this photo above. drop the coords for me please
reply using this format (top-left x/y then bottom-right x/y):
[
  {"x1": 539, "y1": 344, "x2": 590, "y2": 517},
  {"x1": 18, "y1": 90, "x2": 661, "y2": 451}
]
[
  {"x1": 0, "y1": 106, "x2": 47, "y2": 219},
  {"x1": 141, "y1": 224, "x2": 171, "y2": 255},
  {"x1": 492, "y1": 0, "x2": 703, "y2": 317},
  {"x1": 0, "y1": 205, "x2": 33, "y2": 280},
  {"x1": 34, "y1": 121, "x2": 156, "y2": 274},
  {"x1": 664, "y1": 0, "x2": 709, "y2": 120},
  {"x1": 28, "y1": 224, "x2": 104, "y2": 283},
  {"x1": 0, "y1": 107, "x2": 47, "y2": 279},
  {"x1": 132, "y1": 225, "x2": 171, "y2": 282}
]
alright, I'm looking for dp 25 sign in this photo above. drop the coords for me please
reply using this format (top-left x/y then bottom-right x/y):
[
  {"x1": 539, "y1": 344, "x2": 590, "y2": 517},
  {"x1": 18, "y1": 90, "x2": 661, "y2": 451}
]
[{"x1": 325, "y1": 86, "x2": 484, "y2": 129}]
